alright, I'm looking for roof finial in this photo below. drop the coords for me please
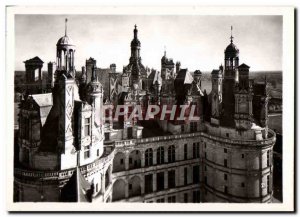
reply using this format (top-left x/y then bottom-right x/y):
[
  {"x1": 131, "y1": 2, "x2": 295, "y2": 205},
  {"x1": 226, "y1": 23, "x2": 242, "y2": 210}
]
[
  {"x1": 265, "y1": 75, "x2": 267, "y2": 84},
  {"x1": 230, "y1": 26, "x2": 234, "y2": 43},
  {"x1": 65, "y1": 18, "x2": 68, "y2": 36},
  {"x1": 164, "y1": 45, "x2": 166, "y2": 56},
  {"x1": 133, "y1": 24, "x2": 138, "y2": 38}
]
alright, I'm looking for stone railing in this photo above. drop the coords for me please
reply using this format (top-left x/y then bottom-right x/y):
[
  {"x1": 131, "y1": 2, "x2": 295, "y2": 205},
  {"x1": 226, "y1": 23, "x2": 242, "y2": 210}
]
[
  {"x1": 111, "y1": 129, "x2": 275, "y2": 148},
  {"x1": 138, "y1": 132, "x2": 202, "y2": 144},
  {"x1": 114, "y1": 132, "x2": 203, "y2": 148},
  {"x1": 114, "y1": 139, "x2": 135, "y2": 147},
  {"x1": 200, "y1": 129, "x2": 276, "y2": 147},
  {"x1": 15, "y1": 146, "x2": 115, "y2": 180}
]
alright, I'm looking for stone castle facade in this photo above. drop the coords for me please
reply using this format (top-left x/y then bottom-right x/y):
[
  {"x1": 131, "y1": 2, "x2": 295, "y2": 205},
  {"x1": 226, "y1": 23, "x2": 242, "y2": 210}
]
[{"x1": 14, "y1": 20, "x2": 276, "y2": 203}]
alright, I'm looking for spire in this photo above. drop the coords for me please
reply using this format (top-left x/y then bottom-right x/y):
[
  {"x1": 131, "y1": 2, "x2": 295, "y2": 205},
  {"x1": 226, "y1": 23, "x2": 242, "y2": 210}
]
[
  {"x1": 134, "y1": 24, "x2": 138, "y2": 38},
  {"x1": 230, "y1": 26, "x2": 234, "y2": 43},
  {"x1": 164, "y1": 45, "x2": 166, "y2": 57},
  {"x1": 265, "y1": 75, "x2": 267, "y2": 84},
  {"x1": 264, "y1": 75, "x2": 268, "y2": 96},
  {"x1": 65, "y1": 18, "x2": 68, "y2": 36}
]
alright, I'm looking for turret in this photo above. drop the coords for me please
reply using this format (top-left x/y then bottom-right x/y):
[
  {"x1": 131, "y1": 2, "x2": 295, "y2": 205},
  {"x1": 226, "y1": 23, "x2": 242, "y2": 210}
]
[
  {"x1": 161, "y1": 48, "x2": 175, "y2": 80},
  {"x1": 130, "y1": 25, "x2": 141, "y2": 62},
  {"x1": 210, "y1": 65, "x2": 223, "y2": 125},
  {"x1": 224, "y1": 26, "x2": 239, "y2": 76},
  {"x1": 54, "y1": 18, "x2": 78, "y2": 169},
  {"x1": 24, "y1": 56, "x2": 44, "y2": 94},
  {"x1": 221, "y1": 27, "x2": 239, "y2": 127},
  {"x1": 56, "y1": 18, "x2": 75, "y2": 76},
  {"x1": 85, "y1": 57, "x2": 97, "y2": 83},
  {"x1": 80, "y1": 66, "x2": 86, "y2": 84},
  {"x1": 234, "y1": 63, "x2": 253, "y2": 130},
  {"x1": 194, "y1": 70, "x2": 202, "y2": 87},
  {"x1": 85, "y1": 65, "x2": 104, "y2": 159}
]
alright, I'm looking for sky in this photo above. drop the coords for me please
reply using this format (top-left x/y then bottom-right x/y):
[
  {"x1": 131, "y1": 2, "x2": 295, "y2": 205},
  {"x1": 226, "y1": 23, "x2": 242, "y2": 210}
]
[{"x1": 15, "y1": 15, "x2": 282, "y2": 72}]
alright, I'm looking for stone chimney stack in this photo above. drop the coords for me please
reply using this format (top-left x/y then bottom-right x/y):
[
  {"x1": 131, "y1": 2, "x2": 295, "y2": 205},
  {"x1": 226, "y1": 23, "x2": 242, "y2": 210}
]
[
  {"x1": 110, "y1": 63, "x2": 116, "y2": 73},
  {"x1": 176, "y1": 61, "x2": 181, "y2": 74}
]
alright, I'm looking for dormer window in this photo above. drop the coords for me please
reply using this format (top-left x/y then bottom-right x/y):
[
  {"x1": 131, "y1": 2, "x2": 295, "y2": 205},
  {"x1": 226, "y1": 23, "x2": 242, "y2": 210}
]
[
  {"x1": 84, "y1": 145, "x2": 91, "y2": 159},
  {"x1": 84, "y1": 117, "x2": 91, "y2": 136}
]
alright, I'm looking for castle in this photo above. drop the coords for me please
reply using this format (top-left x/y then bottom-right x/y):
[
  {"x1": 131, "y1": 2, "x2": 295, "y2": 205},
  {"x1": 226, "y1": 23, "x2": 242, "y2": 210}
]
[{"x1": 14, "y1": 20, "x2": 276, "y2": 203}]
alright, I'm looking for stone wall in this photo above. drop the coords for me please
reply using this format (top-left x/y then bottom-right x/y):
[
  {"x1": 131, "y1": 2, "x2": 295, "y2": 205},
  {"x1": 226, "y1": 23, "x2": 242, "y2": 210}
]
[{"x1": 202, "y1": 128, "x2": 275, "y2": 202}]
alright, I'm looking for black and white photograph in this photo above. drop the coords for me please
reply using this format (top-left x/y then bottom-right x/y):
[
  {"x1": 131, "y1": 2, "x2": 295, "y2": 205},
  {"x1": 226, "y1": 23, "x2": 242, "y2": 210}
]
[{"x1": 5, "y1": 6, "x2": 294, "y2": 212}]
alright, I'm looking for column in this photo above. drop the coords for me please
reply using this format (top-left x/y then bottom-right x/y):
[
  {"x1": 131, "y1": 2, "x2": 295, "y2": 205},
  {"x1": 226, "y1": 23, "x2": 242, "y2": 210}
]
[
  {"x1": 65, "y1": 50, "x2": 68, "y2": 70},
  {"x1": 109, "y1": 166, "x2": 112, "y2": 184},
  {"x1": 188, "y1": 165, "x2": 192, "y2": 185},
  {"x1": 38, "y1": 67, "x2": 42, "y2": 81},
  {"x1": 164, "y1": 171, "x2": 168, "y2": 189},
  {"x1": 141, "y1": 176, "x2": 145, "y2": 195},
  {"x1": 125, "y1": 180, "x2": 129, "y2": 198},
  {"x1": 101, "y1": 173, "x2": 105, "y2": 194},
  {"x1": 164, "y1": 147, "x2": 168, "y2": 163},
  {"x1": 176, "y1": 167, "x2": 180, "y2": 187},
  {"x1": 228, "y1": 150, "x2": 232, "y2": 194},
  {"x1": 153, "y1": 149, "x2": 157, "y2": 165},
  {"x1": 73, "y1": 50, "x2": 75, "y2": 69},
  {"x1": 61, "y1": 51, "x2": 63, "y2": 68},
  {"x1": 141, "y1": 150, "x2": 145, "y2": 168},
  {"x1": 58, "y1": 50, "x2": 62, "y2": 69},
  {"x1": 259, "y1": 151, "x2": 262, "y2": 202},
  {"x1": 249, "y1": 98, "x2": 253, "y2": 115},
  {"x1": 153, "y1": 173, "x2": 157, "y2": 192},
  {"x1": 245, "y1": 153, "x2": 250, "y2": 198},
  {"x1": 125, "y1": 152, "x2": 129, "y2": 170}
]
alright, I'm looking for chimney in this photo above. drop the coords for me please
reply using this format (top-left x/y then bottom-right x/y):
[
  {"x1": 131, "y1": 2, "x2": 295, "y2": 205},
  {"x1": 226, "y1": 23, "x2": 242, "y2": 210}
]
[
  {"x1": 219, "y1": 64, "x2": 223, "y2": 72},
  {"x1": 47, "y1": 62, "x2": 56, "y2": 89},
  {"x1": 110, "y1": 64, "x2": 116, "y2": 73},
  {"x1": 176, "y1": 61, "x2": 181, "y2": 74}
]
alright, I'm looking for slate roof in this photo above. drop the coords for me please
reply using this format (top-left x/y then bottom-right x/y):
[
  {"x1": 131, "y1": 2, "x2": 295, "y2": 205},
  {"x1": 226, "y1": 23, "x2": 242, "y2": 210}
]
[
  {"x1": 61, "y1": 167, "x2": 93, "y2": 202},
  {"x1": 238, "y1": 63, "x2": 250, "y2": 68},
  {"x1": 211, "y1": 69, "x2": 222, "y2": 75},
  {"x1": 225, "y1": 43, "x2": 239, "y2": 53},
  {"x1": 57, "y1": 35, "x2": 75, "y2": 46},
  {"x1": 175, "y1": 69, "x2": 193, "y2": 85},
  {"x1": 24, "y1": 56, "x2": 44, "y2": 64},
  {"x1": 38, "y1": 102, "x2": 59, "y2": 153},
  {"x1": 31, "y1": 93, "x2": 53, "y2": 126}
]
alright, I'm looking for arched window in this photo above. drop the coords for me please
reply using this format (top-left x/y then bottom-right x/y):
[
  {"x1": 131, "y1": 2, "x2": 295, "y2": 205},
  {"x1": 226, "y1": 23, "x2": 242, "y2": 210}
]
[
  {"x1": 105, "y1": 166, "x2": 111, "y2": 189},
  {"x1": 112, "y1": 179, "x2": 125, "y2": 201},
  {"x1": 168, "y1": 145, "x2": 175, "y2": 163},
  {"x1": 128, "y1": 176, "x2": 141, "y2": 197},
  {"x1": 113, "y1": 152, "x2": 125, "y2": 172},
  {"x1": 129, "y1": 150, "x2": 141, "y2": 170},
  {"x1": 145, "y1": 148, "x2": 153, "y2": 167},
  {"x1": 157, "y1": 147, "x2": 164, "y2": 165}
]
